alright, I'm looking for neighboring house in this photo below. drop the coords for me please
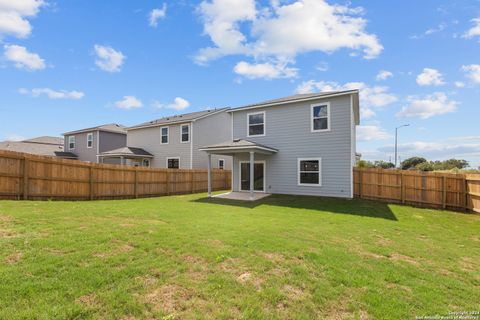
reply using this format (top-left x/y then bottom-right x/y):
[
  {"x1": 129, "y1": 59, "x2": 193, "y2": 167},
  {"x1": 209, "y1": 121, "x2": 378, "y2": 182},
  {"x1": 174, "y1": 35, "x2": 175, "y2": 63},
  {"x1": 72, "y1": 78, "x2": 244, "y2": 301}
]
[
  {"x1": 200, "y1": 90, "x2": 360, "y2": 199},
  {"x1": 0, "y1": 136, "x2": 76, "y2": 159},
  {"x1": 126, "y1": 109, "x2": 232, "y2": 169},
  {"x1": 63, "y1": 124, "x2": 127, "y2": 163}
]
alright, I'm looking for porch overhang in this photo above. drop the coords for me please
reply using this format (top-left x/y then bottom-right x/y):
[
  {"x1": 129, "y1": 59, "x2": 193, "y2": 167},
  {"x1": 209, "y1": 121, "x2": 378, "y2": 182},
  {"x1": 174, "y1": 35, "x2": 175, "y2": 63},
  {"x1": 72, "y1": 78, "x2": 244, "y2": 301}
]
[{"x1": 199, "y1": 139, "x2": 278, "y2": 156}]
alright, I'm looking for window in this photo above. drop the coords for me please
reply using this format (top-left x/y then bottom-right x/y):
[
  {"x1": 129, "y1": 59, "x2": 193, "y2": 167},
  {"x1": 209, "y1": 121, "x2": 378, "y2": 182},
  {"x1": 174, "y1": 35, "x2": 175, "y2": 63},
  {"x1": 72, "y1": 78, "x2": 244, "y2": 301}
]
[
  {"x1": 167, "y1": 158, "x2": 180, "y2": 169},
  {"x1": 68, "y1": 136, "x2": 75, "y2": 150},
  {"x1": 87, "y1": 133, "x2": 93, "y2": 148},
  {"x1": 142, "y1": 159, "x2": 150, "y2": 167},
  {"x1": 161, "y1": 127, "x2": 169, "y2": 144},
  {"x1": 247, "y1": 111, "x2": 265, "y2": 136},
  {"x1": 298, "y1": 158, "x2": 321, "y2": 186},
  {"x1": 181, "y1": 124, "x2": 190, "y2": 143},
  {"x1": 311, "y1": 103, "x2": 330, "y2": 132},
  {"x1": 218, "y1": 159, "x2": 225, "y2": 170}
]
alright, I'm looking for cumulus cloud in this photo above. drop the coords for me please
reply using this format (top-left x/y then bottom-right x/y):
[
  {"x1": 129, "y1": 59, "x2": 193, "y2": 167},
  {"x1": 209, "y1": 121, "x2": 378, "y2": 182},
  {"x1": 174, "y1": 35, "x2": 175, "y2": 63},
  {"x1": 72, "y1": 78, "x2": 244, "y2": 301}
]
[
  {"x1": 196, "y1": 0, "x2": 382, "y2": 75},
  {"x1": 18, "y1": 87, "x2": 84, "y2": 99},
  {"x1": 0, "y1": 0, "x2": 44, "y2": 39},
  {"x1": 396, "y1": 92, "x2": 458, "y2": 119},
  {"x1": 3, "y1": 44, "x2": 45, "y2": 70},
  {"x1": 357, "y1": 125, "x2": 392, "y2": 141},
  {"x1": 376, "y1": 70, "x2": 393, "y2": 81},
  {"x1": 463, "y1": 17, "x2": 480, "y2": 39},
  {"x1": 149, "y1": 3, "x2": 167, "y2": 27},
  {"x1": 233, "y1": 61, "x2": 298, "y2": 79},
  {"x1": 93, "y1": 45, "x2": 125, "y2": 72},
  {"x1": 296, "y1": 80, "x2": 397, "y2": 119},
  {"x1": 115, "y1": 96, "x2": 142, "y2": 109},
  {"x1": 416, "y1": 68, "x2": 445, "y2": 86},
  {"x1": 462, "y1": 64, "x2": 480, "y2": 84},
  {"x1": 454, "y1": 81, "x2": 465, "y2": 88},
  {"x1": 153, "y1": 97, "x2": 191, "y2": 111}
]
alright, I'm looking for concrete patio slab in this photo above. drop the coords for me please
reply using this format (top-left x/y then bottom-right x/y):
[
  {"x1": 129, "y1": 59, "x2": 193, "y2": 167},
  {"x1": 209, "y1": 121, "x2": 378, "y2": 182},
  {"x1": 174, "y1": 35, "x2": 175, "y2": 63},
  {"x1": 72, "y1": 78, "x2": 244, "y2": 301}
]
[{"x1": 212, "y1": 192, "x2": 271, "y2": 201}]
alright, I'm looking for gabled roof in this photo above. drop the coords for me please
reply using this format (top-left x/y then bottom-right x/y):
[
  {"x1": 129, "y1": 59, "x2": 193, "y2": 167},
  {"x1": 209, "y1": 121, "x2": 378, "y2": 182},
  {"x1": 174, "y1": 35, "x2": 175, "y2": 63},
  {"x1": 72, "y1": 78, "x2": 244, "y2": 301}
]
[
  {"x1": 98, "y1": 147, "x2": 154, "y2": 158},
  {"x1": 23, "y1": 136, "x2": 64, "y2": 145},
  {"x1": 229, "y1": 90, "x2": 360, "y2": 125},
  {"x1": 127, "y1": 108, "x2": 230, "y2": 131},
  {"x1": 63, "y1": 123, "x2": 127, "y2": 136}
]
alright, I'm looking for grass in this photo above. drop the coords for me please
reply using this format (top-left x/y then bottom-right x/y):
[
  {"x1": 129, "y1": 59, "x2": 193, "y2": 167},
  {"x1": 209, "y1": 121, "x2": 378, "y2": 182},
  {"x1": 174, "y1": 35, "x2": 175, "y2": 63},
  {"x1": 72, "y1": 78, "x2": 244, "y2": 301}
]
[{"x1": 0, "y1": 193, "x2": 479, "y2": 319}]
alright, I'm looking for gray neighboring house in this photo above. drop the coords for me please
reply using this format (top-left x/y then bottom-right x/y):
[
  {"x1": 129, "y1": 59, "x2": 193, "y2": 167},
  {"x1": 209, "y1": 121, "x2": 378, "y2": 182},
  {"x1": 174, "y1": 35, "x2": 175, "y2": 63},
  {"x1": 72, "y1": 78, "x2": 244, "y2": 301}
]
[
  {"x1": 200, "y1": 90, "x2": 360, "y2": 199},
  {"x1": 0, "y1": 136, "x2": 77, "y2": 159},
  {"x1": 126, "y1": 108, "x2": 232, "y2": 169},
  {"x1": 63, "y1": 124, "x2": 127, "y2": 163}
]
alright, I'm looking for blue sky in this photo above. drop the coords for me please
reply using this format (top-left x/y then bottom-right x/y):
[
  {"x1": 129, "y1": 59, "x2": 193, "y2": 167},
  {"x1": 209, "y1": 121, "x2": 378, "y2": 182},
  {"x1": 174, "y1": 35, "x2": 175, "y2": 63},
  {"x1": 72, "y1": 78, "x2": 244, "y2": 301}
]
[{"x1": 1, "y1": 0, "x2": 480, "y2": 167}]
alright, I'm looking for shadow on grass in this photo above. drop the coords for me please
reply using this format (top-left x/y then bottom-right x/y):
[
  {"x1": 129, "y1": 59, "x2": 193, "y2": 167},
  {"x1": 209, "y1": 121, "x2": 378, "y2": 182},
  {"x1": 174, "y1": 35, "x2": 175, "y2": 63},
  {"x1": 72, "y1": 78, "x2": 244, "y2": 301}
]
[{"x1": 192, "y1": 194, "x2": 398, "y2": 221}]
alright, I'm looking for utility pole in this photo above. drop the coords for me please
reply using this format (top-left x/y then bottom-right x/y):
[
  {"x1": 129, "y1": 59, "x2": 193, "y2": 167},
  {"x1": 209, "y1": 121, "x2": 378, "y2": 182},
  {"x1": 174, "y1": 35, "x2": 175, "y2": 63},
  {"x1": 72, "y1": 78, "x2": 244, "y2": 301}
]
[{"x1": 395, "y1": 124, "x2": 410, "y2": 168}]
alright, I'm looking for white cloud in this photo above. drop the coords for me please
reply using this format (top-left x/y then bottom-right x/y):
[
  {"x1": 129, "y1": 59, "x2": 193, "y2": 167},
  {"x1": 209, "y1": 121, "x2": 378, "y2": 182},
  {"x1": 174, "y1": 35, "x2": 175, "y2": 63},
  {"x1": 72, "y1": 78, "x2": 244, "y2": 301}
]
[
  {"x1": 18, "y1": 88, "x2": 84, "y2": 99},
  {"x1": 454, "y1": 81, "x2": 465, "y2": 88},
  {"x1": 463, "y1": 17, "x2": 480, "y2": 39},
  {"x1": 3, "y1": 44, "x2": 45, "y2": 70},
  {"x1": 416, "y1": 68, "x2": 445, "y2": 86},
  {"x1": 396, "y1": 92, "x2": 458, "y2": 119},
  {"x1": 296, "y1": 80, "x2": 397, "y2": 119},
  {"x1": 0, "y1": 0, "x2": 44, "y2": 39},
  {"x1": 357, "y1": 125, "x2": 392, "y2": 141},
  {"x1": 196, "y1": 0, "x2": 382, "y2": 73},
  {"x1": 233, "y1": 61, "x2": 298, "y2": 79},
  {"x1": 376, "y1": 70, "x2": 393, "y2": 81},
  {"x1": 166, "y1": 97, "x2": 190, "y2": 110},
  {"x1": 115, "y1": 96, "x2": 142, "y2": 109},
  {"x1": 411, "y1": 23, "x2": 447, "y2": 39},
  {"x1": 462, "y1": 64, "x2": 480, "y2": 84},
  {"x1": 93, "y1": 45, "x2": 125, "y2": 72},
  {"x1": 316, "y1": 61, "x2": 329, "y2": 72},
  {"x1": 149, "y1": 3, "x2": 167, "y2": 27}
]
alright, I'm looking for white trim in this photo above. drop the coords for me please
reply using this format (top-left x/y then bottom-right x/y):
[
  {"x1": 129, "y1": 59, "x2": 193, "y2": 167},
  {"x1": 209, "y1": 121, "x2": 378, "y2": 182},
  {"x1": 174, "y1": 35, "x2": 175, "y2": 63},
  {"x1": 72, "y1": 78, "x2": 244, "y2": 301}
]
[
  {"x1": 160, "y1": 126, "x2": 169, "y2": 144},
  {"x1": 310, "y1": 103, "x2": 331, "y2": 133},
  {"x1": 199, "y1": 145, "x2": 277, "y2": 153},
  {"x1": 166, "y1": 157, "x2": 180, "y2": 169},
  {"x1": 190, "y1": 122, "x2": 193, "y2": 169},
  {"x1": 247, "y1": 111, "x2": 265, "y2": 137},
  {"x1": 86, "y1": 132, "x2": 94, "y2": 148},
  {"x1": 218, "y1": 158, "x2": 225, "y2": 170},
  {"x1": 68, "y1": 135, "x2": 75, "y2": 150},
  {"x1": 297, "y1": 158, "x2": 322, "y2": 187},
  {"x1": 180, "y1": 124, "x2": 190, "y2": 143},
  {"x1": 239, "y1": 160, "x2": 266, "y2": 192},
  {"x1": 96, "y1": 130, "x2": 100, "y2": 163},
  {"x1": 231, "y1": 112, "x2": 234, "y2": 140},
  {"x1": 350, "y1": 95, "x2": 355, "y2": 198},
  {"x1": 228, "y1": 91, "x2": 358, "y2": 113}
]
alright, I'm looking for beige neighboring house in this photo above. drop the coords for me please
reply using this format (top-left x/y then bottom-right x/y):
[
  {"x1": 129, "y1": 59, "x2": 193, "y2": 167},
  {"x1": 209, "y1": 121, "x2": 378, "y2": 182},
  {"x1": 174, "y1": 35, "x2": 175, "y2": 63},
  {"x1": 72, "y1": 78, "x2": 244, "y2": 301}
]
[
  {"x1": 0, "y1": 136, "x2": 77, "y2": 159},
  {"x1": 63, "y1": 124, "x2": 127, "y2": 164}
]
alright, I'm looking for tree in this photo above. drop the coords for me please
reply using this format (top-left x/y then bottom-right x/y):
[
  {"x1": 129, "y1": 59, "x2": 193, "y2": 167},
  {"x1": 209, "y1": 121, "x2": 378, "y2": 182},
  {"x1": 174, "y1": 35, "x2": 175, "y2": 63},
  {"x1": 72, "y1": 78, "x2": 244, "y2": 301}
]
[
  {"x1": 374, "y1": 160, "x2": 395, "y2": 169},
  {"x1": 442, "y1": 159, "x2": 469, "y2": 170},
  {"x1": 401, "y1": 157, "x2": 427, "y2": 170},
  {"x1": 357, "y1": 160, "x2": 375, "y2": 168},
  {"x1": 415, "y1": 162, "x2": 434, "y2": 171}
]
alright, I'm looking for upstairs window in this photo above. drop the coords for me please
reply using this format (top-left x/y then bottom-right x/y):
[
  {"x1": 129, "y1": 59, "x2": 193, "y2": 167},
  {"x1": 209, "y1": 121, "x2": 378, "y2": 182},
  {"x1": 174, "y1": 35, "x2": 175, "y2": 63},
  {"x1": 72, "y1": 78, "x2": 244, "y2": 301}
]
[
  {"x1": 311, "y1": 103, "x2": 330, "y2": 132},
  {"x1": 218, "y1": 159, "x2": 225, "y2": 170},
  {"x1": 167, "y1": 158, "x2": 179, "y2": 169},
  {"x1": 161, "y1": 127, "x2": 169, "y2": 144},
  {"x1": 87, "y1": 133, "x2": 93, "y2": 148},
  {"x1": 68, "y1": 136, "x2": 75, "y2": 150},
  {"x1": 247, "y1": 111, "x2": 265, "y2": 137},
  {"x1": 142, "y1": 159, "x2": 150, "y2": 167},
  {"x1": 181, "y1": 124, "x2": 190, "y2": 143},
  {"x1": 298, "y1": 158, "x2": 322, "y2": 186}
]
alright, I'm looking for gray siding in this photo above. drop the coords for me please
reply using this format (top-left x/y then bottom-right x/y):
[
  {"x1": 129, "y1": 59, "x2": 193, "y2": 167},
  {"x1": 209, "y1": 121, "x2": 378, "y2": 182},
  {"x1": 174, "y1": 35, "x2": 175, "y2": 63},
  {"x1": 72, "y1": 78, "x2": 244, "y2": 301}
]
[
  {"x1": 232, "y1": 95, "x2": 354, "y2": 198},
  {"x1": 192, "y1": 111, "x2": 232, "y2": 170},
  {"x1": 99, "y1": 131, "x2": 127, "y2": 153},
  {"x1": 64, "y1": 131, "x2": 98, "y2": 163},
  {"x1": 127, "y1": 124, "x2": 192, "y2": 168}
]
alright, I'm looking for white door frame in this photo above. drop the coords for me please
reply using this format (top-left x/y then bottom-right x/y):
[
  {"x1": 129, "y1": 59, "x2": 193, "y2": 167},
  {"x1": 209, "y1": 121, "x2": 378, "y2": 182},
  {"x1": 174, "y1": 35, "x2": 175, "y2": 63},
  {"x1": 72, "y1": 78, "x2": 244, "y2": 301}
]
[{"x1": 239, "y1": 160, "x2": 266, "y2": 192}]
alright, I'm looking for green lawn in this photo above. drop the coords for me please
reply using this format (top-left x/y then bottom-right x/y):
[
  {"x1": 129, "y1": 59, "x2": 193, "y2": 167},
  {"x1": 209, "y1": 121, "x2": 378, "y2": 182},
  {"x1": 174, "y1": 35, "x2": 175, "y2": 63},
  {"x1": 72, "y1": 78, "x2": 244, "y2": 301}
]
[{"x1": 0, "y1": 193, "x2": 479, "y2": 319}]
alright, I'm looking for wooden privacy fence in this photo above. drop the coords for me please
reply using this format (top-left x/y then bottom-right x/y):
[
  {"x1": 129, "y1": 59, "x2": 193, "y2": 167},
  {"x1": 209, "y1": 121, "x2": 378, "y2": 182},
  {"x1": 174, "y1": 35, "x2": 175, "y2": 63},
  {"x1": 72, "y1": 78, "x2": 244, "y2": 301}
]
[
  {"x1": 0, "y1": 150, "x2": 231, "y2": 200},
  {"x1": 354, "y1": 168, "x2": 480, "y2": 213}
]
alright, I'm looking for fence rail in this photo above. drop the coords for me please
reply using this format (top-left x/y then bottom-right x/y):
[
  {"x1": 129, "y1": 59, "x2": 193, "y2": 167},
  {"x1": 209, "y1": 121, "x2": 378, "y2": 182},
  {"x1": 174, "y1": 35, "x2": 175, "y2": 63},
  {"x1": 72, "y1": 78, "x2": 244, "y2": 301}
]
[
  {"x1": 0, "y1": 150, "x2": 231, "y2": 200},
  {"x1": 354, "y1": 168, "x2": 480, "y2": 213}
]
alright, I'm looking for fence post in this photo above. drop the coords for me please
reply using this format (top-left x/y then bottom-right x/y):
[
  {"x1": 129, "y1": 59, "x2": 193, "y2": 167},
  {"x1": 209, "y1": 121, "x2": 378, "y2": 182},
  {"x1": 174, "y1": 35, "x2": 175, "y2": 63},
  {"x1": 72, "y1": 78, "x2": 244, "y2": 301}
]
[
  {"x1": 358, "y1": 169, "x2": 363, "y2": 198},
  {"x1": 89, "y1": 166, "x2": 94, "y2": 200},
  {"x1": 190, "y1": 171, "x2": 194, "y2": 194},
  {"x1": 401, "y1": 172, "x2": 406, "y2": 204},
  {"x1": 22, "y1": 156, "x2": 29, "y2": 200},
  {"x1": 464, "y1": 177, "x2": 469, "y2": 212},
  {"x1": 134, "y1": 167, "x2": 138, "y2": 199},
  {"x1": 166, "y1": 170, "x2": 170, "y2": 195},
  {"x1": 442, "y1": 175, "x2": 447, "y2": 209}
]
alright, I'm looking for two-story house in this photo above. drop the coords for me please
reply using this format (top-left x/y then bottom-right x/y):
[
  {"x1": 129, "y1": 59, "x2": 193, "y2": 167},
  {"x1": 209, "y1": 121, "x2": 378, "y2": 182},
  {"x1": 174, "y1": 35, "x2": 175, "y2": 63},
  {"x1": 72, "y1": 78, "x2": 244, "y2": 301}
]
[
  {"x1": 200, "y1": 90, "x2": 359, "y2": 199},
  {"x1": 124, "y1": 108, "x2": 232, "y2": 169},
  {"x1": 62, "y1": 124, "x2": 127, "y2": 163}
]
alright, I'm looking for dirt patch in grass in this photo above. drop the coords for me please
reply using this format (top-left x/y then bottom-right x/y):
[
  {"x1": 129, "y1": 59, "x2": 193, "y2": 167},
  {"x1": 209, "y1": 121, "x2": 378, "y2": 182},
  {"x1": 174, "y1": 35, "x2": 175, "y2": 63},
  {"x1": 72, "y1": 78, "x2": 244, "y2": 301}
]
[
  {"x1": 93, "y1": 242, "x2": 135, "y2": 258},
  {"x1": 0, "y1": 228, "x2": 17, "y2": 239},
  {"x1": 5, "y1": 251, "x2": 22, "y2": 264},
  {"x1": 203, "y1": 239, "x2": 225, "y2": 248},
  {"x1": 145, "y1": 284, "x2": 192, "y2": 314},
  {"x1": 459, "y1": 257, "x2": 476, "y2": 272},
  {"x1": 76, "y1": 293, "x2": 97, "y2": 307},
  {"x1": 374, "y1": 235, "x2": 392, "y2": 246},
  {"x1": 260, "y1": 252, "x2": 286, "y2": 263},
  {"x1": 0, "y1": 215, "x2": 13, "y2": 223},
  {"x1": 388, "y1": 253, "x2": 419, "y2": 266},
  {"x1": 282, "y1": 284, "x2": 305, "y2": 301},
  {"x1": 386, "y1": 283, "x2": 412, "y2": 293}
]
